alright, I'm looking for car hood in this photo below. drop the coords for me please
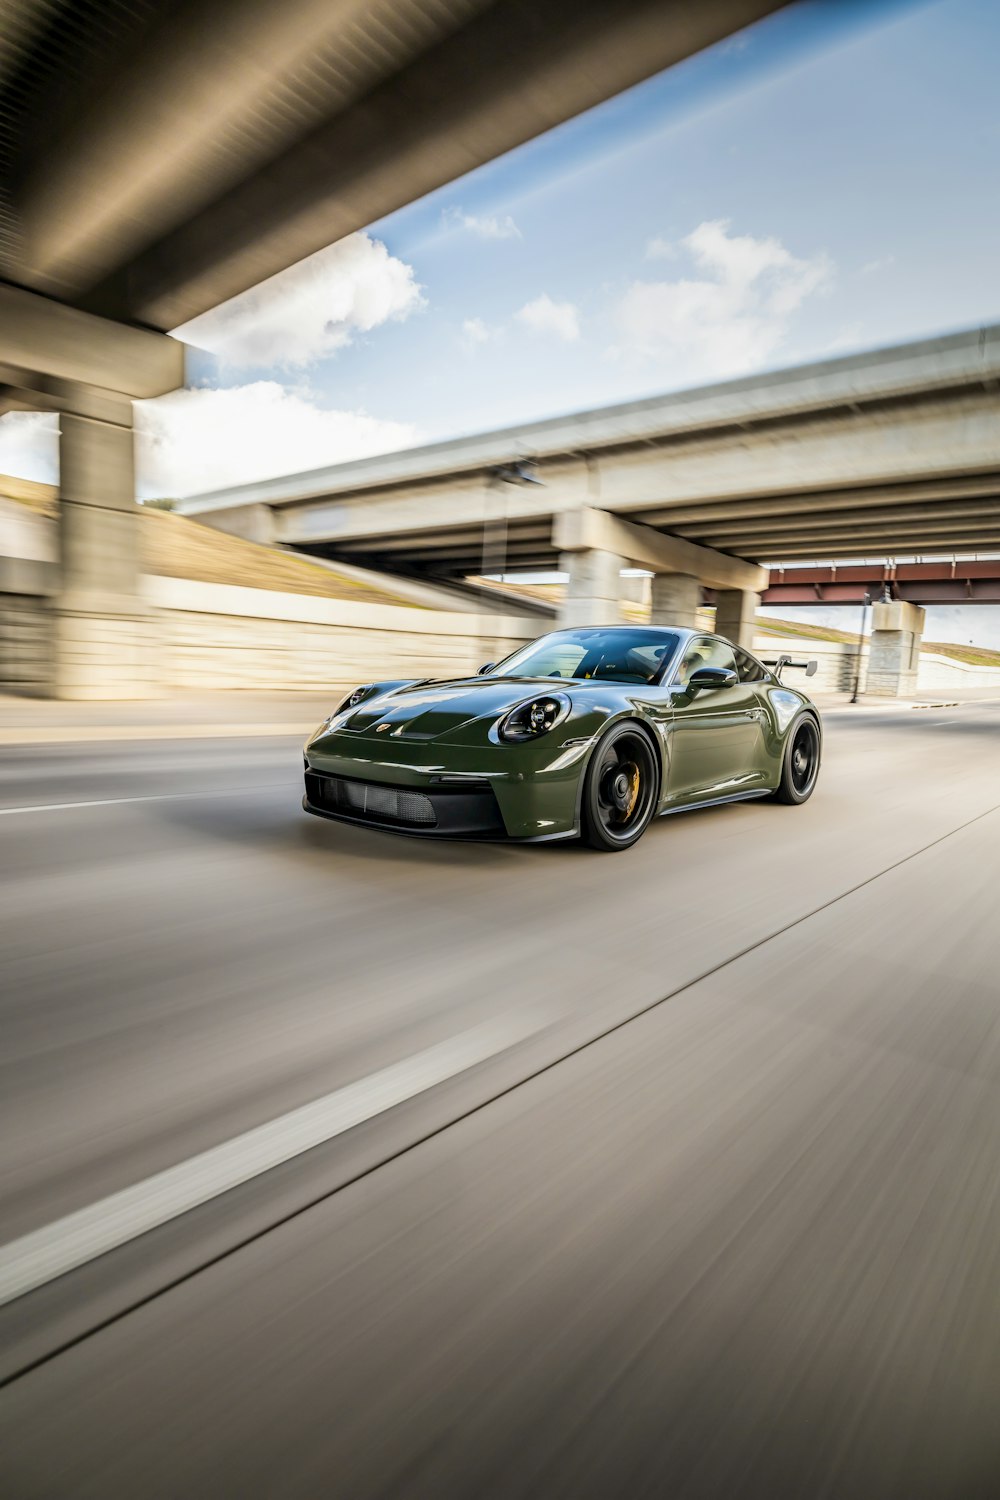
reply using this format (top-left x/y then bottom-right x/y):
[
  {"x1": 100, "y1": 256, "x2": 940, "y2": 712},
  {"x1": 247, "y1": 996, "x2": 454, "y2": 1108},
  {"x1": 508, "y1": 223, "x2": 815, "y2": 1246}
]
[{"x1": 340, "y1": 677, "x2": 575, "y2": 740}]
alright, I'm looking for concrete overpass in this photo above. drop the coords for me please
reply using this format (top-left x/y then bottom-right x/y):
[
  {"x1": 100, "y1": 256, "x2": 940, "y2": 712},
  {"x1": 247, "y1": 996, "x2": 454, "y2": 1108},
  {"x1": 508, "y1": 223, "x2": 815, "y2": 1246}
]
[
  {"x1": 0, "y1": 0, "x2": 787, "y2": 696},
  {"x1": 182, "y1": 325, "x2": 1000, "y2": 692}
]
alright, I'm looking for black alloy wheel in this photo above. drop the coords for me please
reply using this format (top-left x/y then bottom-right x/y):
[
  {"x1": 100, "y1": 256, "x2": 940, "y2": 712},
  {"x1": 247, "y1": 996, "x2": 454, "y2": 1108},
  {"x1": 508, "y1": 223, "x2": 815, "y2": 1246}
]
[
  {"x1": 582, "y1": 723, "x2": 659, "y2": 851},
  {"x1": 774, "y1": 715, "x2": 821, "y2": 804}
]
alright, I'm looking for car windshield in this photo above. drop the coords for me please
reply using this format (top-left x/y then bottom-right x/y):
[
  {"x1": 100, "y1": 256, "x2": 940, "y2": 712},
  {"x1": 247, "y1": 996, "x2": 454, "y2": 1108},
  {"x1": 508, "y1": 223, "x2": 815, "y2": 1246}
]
[{"x1": 489, "y1": 628, "x2": 681, "y2": 685}]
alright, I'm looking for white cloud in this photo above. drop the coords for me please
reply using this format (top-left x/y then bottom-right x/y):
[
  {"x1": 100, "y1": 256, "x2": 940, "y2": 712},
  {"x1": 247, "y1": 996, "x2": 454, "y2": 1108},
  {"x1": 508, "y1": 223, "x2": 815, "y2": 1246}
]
[
  {"x1": 860, "y1": 254, "x2": 896, "y2": 275},
  {"x1": 135, "y1": 383, "x2": 418, "y2": 497},
  {"x1": 0, "y1": 385, "x2": 417, "y2": 500},
  {"x1": 0, "y1": 411, "x2": 59, "y2": 485},
  {"x1": 615, "y1": 219, "x2": 832, "y2": 380},
  {"x1": 461, "y1": 317, "x2": 492, "y2": 347},
  {"x1": 515, "y1": 294, "x2": 580, "y2": 342},
  {"x1": 685, "y1": 220, "x2": 830, "y2": 304},
  {"x1": 444, "y1": 207, "x2": 521, "y2": 240},
  {"x1": 645, "y1": 236, "x2": 677, "y2": 261},
  {"x1": 175, "y1": 232, "x2": 424, "y2": 370}
]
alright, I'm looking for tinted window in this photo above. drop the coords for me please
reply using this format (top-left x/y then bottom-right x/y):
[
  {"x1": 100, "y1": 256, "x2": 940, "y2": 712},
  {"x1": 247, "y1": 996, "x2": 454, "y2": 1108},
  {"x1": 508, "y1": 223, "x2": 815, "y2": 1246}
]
[
  {"x1": 734, "y1": 647, "x2": 769, "y2": 684},
  {"x1": 500, "y1": 640, "x2": 589, "y2": 679},
  {"x1": 491, "y1": 628, "x2": 680, "y2": 684},
  {"x1": 674, "y1": 636, "x2": 737, "y2": 687}
]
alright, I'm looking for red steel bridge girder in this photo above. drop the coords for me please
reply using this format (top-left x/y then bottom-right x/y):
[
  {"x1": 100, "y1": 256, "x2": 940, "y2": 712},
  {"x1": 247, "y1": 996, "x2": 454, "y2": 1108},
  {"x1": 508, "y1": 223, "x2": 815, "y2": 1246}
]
[{"x1": 704, "y1": 562, "x2": 1000, "y2": 606}]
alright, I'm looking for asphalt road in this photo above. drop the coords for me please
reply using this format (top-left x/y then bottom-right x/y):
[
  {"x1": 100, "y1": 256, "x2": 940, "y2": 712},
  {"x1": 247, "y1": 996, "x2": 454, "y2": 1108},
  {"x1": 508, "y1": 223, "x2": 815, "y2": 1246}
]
[{"x1": 2, "y1": 703, "x2": 1000, "y2": 1496}]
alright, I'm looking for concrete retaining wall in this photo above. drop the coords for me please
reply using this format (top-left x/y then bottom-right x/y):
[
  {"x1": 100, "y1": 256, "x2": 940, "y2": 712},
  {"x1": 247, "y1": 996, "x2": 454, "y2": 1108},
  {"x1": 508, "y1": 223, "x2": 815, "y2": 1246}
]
[
  {"x1": 0, "y1": 591, "x2": 53, "y2": 697},
  {"x1": 753, "y1": 631, "x2": 1000, "y2": 695},
  {"x1": 0, "y1": 571, "x2": 540, "y2": 700},
  {"x1": 147, "y1": 577, "x2": 538, "y2": 694},
  {"x1": 753, "y1": 635, "x2": 855, "y2": 693},
  {"x1": 0, "y1": 557, "x2": 56, "y2": 696},
  {"x1": 913, "y1": 650, "x2": 1000, "y2": 690}
]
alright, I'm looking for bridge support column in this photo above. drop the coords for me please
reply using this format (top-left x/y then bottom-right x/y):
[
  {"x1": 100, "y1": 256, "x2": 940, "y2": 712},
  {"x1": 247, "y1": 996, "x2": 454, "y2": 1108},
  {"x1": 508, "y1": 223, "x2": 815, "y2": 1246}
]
[
  {"x1": 650, "y1": 573, "x2": 700, "y2": 628},
  {"x1": 54, "y1": 410, "x2": 154, "y2": 699},
  {"x1": 866, "y1": 601, "x2": 925, "y2": 698},
  {"x1": 559, "y1": 549, "x2": 623, "y2": 626},
  {"x1": 0, "y1": 282, "x2": 185, "y2": 697},
  {"x1": 714, "y1": 588, "x2": 760, "y2": 648}
]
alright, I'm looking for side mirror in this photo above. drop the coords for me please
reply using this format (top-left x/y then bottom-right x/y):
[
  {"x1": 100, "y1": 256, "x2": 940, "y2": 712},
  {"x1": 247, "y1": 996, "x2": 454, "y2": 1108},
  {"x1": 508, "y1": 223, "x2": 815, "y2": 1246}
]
[
  {"x1": 689, "y1": 666, "x2": 738, "y2": 691},
  {"x1": 478, "y1": 663, "x2": 495, "y2": 676}
]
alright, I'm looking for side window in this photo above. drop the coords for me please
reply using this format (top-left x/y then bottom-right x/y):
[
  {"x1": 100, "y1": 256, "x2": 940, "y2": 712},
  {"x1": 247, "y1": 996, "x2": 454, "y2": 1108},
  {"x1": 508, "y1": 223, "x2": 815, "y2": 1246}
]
[
  {"x1": 734, "y1": 647, "x2": 768, "y2": 684},
  {"x1": 625, "y1": 642, "x2": 674, "y2": 681},
  {"x1": 675, "y1": 636, "x2": 736, "y2": 687}
]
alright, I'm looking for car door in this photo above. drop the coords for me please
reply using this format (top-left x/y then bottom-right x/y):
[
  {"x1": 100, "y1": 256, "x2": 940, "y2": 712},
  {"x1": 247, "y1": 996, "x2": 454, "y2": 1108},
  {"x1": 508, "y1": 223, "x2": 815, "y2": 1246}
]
[{"x1": 663, "y1": 635, "x2": 768, "y2": 803}]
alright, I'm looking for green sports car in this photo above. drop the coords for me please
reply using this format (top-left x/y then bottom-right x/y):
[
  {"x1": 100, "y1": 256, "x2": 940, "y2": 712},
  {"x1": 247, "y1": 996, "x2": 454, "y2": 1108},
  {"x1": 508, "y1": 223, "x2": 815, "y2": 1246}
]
[{"x1": 303, "y1": 625, "x2": 821, "y2": 852}]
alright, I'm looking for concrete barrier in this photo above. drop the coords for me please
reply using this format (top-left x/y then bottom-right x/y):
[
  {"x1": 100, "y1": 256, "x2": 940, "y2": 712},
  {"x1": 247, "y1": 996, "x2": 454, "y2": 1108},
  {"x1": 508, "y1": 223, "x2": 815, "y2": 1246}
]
[
  {"x1": 753, "y1": 634, "x2": 854, "y2": 693},
  {"x1": 146, "y1": 577, "x2": 537, "y2": 694},
  {"x1": 753, "y1": 631, "x2": 1000, "y2": 696},
  {"x1": 913, "y1": 649, "x2": 1000, "y2": 690}
]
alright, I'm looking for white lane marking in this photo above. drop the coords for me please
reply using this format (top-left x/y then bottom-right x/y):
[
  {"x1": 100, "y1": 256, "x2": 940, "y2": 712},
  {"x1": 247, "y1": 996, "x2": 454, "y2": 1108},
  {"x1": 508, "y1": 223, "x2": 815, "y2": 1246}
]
[
  {"x1": 0, "y1": 724, "x2": 316, "y2": 746},
  {"x1": 0, "y1": 784, "x2": 297, "y2": 817},
  {"x1": 0, "y1": 1013, "x2": 547, "y2": 1307}
]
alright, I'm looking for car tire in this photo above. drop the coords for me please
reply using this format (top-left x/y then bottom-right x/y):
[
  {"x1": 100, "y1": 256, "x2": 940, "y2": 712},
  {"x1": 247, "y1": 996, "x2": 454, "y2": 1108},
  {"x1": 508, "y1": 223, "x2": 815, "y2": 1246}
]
[
  {"x1": 773, "y1": 713, "x2": 821, "y2": 805},
  {"x1": 581, "y1": 721, "x2": 659, "y2": 851}
]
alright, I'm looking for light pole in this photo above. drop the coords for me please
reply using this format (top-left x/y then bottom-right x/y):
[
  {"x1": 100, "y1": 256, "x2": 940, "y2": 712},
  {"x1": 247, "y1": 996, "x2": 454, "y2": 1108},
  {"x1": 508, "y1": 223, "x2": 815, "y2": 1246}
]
[
  {"x1": 850, "y1": 589, "x2": 870, "y2": 703},
  {"x1": 478, "y1": 459, "x2": 545, "y2": 663},
  {"x1": 481, "y1": 459, "x2": 545, "y2": 583}
]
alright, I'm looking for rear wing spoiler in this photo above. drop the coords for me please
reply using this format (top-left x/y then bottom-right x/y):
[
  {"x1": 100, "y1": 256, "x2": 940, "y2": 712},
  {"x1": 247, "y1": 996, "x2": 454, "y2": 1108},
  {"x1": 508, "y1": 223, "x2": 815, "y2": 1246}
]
[{"x1": 762, "y1": 655, "x2": 819, "y2": 681}]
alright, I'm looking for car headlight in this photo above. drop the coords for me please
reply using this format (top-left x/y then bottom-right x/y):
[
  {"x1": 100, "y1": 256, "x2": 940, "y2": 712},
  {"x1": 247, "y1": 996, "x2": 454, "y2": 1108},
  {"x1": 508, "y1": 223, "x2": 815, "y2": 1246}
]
[
  {"x1": 326, "y1": 684, "x2": 375, "y2": 723},
  {"x1": 497, "y1": 693, "x2": 570, "y2": 743}
]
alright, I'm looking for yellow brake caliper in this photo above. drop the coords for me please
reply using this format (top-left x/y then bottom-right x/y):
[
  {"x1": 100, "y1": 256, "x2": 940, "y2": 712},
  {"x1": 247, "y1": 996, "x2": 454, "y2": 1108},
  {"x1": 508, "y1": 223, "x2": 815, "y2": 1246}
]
[{"x1": 624, "y1": 763, "x2": 640, "y2": 820}]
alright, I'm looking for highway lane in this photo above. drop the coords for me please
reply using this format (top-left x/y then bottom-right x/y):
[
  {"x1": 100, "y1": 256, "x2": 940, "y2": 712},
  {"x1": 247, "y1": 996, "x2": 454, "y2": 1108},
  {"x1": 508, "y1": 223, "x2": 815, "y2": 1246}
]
[
  {"x1": 1, "y1": 705, "x2": 999, "y2": 1495},
  {"x1": 1, "y1": 704, "x2": 1000, "y2": 1492},
  {"x1": 3, "y1": 709, "x2": 998, "y2": 1252}
]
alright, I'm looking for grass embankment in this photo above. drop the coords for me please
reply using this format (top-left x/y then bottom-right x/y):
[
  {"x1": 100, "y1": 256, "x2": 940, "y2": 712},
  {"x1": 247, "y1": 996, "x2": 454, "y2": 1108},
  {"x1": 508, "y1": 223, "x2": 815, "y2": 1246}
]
[
  {"x1": 1, "y1": 478, "x2": 416, "y2": 606},
  {"x1": 141, "y1": 507, "x2": 415, "y2": 606}
]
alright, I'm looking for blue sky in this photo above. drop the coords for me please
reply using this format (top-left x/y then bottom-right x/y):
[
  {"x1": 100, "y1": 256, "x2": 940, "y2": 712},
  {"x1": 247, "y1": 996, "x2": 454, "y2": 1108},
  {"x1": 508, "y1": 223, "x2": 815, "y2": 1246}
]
[
  {"x1": 2, "y1": 0, "x2": 998, "y2": 501},
  {"x1": 328, "y1": 0, "x2": 995, "y2": 438}
]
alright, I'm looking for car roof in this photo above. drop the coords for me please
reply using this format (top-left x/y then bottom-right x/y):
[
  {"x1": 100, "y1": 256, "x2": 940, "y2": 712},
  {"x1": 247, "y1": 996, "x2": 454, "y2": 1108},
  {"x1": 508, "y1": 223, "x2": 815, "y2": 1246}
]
[
  {"x1": 546, "y1": 624, "x2": 700, "y2": 641},
  {"x1": 548, "y1": 624, "x2": 693, "y2": 634},
  {"x1": 542, "y1": 625, "x2": 761, "y2": 655}
]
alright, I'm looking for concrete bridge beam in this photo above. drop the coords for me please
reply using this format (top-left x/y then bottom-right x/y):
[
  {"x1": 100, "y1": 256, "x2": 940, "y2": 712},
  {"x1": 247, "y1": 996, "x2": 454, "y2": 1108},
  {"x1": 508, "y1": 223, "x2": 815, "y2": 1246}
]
[
  {"x1": 554, "y1": 506, "x2": 765, "y2": 630},
  {"x1": 553, "y1": 506, "x2": 767, "y2": 592},
  {"x1": 0, "y1": 285, "x2": 185, "y2": 402}
]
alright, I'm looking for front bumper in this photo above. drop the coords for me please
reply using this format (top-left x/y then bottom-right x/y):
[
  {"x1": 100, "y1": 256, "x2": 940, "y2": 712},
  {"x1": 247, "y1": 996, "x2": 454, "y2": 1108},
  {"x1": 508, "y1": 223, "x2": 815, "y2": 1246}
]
[
  {"x1": 303, "y1": 729, "x2": 589, "y2": 841},
  {"x1": 303, "y1": 769, "x2": 507, "y2": 838}
]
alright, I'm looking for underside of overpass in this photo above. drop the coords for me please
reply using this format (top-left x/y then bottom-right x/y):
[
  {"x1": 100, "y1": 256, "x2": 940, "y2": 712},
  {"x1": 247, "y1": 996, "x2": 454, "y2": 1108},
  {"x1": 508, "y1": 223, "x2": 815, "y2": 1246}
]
[
  {"x1": 0, "y1": 0, "x2": 787, "y2": 332},
  {"x1": 0, "y1": 0, "x2": 788, "y2": 695},
  {"x1": 294, "y1": 461, "x2": 1000, "y2": 577}
]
